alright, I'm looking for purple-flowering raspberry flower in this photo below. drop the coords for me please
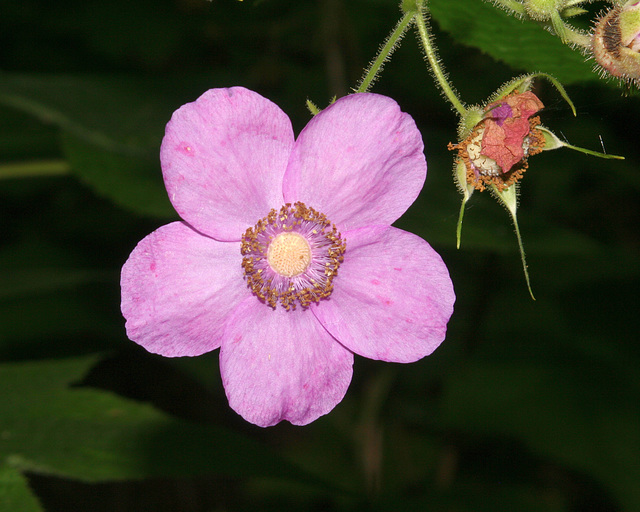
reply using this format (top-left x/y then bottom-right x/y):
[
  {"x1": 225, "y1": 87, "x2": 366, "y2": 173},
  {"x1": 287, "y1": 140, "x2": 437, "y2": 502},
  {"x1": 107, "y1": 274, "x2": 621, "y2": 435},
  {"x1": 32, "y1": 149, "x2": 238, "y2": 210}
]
[{"x1": 121, "y1": 87, "x2": 455, "y2": 427}]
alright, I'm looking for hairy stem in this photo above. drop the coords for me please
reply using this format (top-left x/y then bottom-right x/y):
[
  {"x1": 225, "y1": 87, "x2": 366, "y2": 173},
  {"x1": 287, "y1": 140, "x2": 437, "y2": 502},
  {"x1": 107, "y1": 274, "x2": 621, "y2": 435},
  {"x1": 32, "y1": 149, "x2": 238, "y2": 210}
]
[
  {"x1": 355, "y1": 10, "x2": 414, "y2": 93},
  {"x1": 413, "y1": 1, "x2": 467, "y2": 116}
]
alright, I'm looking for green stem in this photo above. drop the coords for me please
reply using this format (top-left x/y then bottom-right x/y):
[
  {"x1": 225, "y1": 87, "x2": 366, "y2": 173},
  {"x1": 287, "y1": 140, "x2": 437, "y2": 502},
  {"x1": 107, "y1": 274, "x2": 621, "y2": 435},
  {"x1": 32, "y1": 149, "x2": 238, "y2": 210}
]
[
  {"x1": 0, "y1": 159, "x2": 71, "y2": 180},
  {"x1": 355, "y1": 10, "x2": 415, "y2": 93},
  {"x1": 492, "y1": 0, "x2": 590, "y2": 48},
  {"x1": 413, "y1": 1, "x2": 467, "y2": 116}
]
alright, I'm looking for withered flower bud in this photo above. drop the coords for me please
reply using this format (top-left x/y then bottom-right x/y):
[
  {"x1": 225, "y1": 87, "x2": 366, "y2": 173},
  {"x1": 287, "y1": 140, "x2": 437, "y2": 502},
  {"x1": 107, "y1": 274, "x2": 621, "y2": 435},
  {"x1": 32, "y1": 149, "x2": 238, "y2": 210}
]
[
  {"x1": 592, "y1": 0, "x2": 640, "y2": 86},
  {"x1": 448, "y1": 91, "x2": 546, "y2": 192}
]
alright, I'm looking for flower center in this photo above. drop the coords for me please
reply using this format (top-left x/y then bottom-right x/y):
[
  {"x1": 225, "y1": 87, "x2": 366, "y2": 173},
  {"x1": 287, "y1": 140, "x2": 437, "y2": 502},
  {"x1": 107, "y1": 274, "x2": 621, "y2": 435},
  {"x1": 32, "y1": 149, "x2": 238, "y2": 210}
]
[
  {"x1": 267, "y1": 232, "x2": 311, "y2": 277},
  {"x1": 241, "y1": 202, "x2": 346, "y2": 310}
]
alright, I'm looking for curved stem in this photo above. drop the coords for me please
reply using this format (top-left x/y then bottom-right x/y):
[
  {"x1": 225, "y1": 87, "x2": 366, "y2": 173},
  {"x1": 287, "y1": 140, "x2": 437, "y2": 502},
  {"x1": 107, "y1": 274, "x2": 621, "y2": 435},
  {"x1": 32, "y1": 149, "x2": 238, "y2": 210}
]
[
  {"x1": 413, "y1": 1, "x2": 467, "y2": 116},
  {"x1": 355, "y1": 10, "x2": 415, "y2": 93}
]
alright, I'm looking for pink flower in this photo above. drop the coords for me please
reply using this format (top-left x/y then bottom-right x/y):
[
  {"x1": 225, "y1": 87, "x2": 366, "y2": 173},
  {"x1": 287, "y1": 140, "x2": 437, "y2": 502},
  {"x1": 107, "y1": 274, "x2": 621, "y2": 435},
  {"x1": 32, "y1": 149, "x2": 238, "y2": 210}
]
[{"x1": 121, "y1": 87, "x2": 455, "y2": 427}]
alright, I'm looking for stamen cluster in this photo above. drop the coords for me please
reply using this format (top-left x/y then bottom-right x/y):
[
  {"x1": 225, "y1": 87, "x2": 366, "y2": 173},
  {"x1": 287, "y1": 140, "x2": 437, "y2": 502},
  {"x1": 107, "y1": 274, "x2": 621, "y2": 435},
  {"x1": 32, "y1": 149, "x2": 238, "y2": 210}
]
[{"x1": 241, "y1": 202, "x2": 346, "y2": 310}]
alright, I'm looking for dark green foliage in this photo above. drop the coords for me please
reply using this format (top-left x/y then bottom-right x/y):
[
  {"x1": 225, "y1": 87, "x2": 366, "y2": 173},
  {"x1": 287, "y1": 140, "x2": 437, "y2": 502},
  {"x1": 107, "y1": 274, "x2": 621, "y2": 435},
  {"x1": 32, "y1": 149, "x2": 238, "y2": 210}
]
[{"x1": 0, "y1": 0, "x2": 637, "y2": 510}]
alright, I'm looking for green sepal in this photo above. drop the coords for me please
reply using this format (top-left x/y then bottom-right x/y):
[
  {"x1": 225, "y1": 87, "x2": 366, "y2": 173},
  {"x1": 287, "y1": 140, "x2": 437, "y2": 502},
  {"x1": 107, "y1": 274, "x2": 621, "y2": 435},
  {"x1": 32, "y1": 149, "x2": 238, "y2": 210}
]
[
  {"x1": 538, "y1": 125, "x2": 566, "y2": 151},
  {"x1": 561, "y1": 7, "x2": 588, "y2": 18},
  {"x1": 488, "y1": 74, "x2": 535, "y2": 102},
  {"x1": 456, "y1": 105, "x2": 484, "y2": 140},
  {"x1": 306, "y1": 99, "x2": 320, "y2": 116},
  {"x1": 306, "y1": 95, "x2": 339, "y2": 116},
  {"x1": 0, "y1": 464, "x2": 45, "y2": 512},
  {"x1": 538, "y1": 126, "x2": 625, "y2": 159},
  {"x1": 454, "y1": 159, "x2": 475, "y2": 249},
  {"x1": 550, "y1": 10, "x2": 571, "y2": 44},
  {"x1": 452, "y1": 108, "x2": 481, "y2": 249},
  {"x1": 488, "y1": 73, "x2": 576, "y2": 116},
  {"x1": 490, "y1": 183, "x2": 536, "y2": 300}
]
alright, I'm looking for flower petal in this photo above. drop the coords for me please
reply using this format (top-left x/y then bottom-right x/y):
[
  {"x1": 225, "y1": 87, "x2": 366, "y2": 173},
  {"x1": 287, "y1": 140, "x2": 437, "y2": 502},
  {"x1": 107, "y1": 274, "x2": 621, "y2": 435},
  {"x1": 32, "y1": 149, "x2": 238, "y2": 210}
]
[
  {"x1": 121, "y1": 222, "x2": 248, "y2": 357},
  {"x1": 220, "y1": 299, "x2": 354, "y2": 427},
  {"x1": 161, "y1": 87, "x2": 294, "y2": 241},
  {"x1": 283, "y1": 93, "x2": 426, "y2": 231},
  {"x1": 313, "y1": 225, "x2": 455, "y2": 363}
]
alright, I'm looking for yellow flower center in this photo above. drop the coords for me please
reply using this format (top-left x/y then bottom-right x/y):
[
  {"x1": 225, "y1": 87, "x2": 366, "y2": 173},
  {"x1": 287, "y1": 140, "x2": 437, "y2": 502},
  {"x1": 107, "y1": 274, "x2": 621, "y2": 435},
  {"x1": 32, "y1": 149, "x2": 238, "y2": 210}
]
[
  {"x1": 241, "y1": 202, "x2": 346, "y2": 310},
  {"x1": 267, "y1": 232, "x2": 312, "y2": 277}
]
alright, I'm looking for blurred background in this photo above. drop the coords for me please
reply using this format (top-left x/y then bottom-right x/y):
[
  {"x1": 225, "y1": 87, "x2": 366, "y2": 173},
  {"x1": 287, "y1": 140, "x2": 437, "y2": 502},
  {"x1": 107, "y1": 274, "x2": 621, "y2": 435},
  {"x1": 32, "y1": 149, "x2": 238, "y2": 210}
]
[{"x1": 1, "y1": 0, "x2": 638, "y2": 510}]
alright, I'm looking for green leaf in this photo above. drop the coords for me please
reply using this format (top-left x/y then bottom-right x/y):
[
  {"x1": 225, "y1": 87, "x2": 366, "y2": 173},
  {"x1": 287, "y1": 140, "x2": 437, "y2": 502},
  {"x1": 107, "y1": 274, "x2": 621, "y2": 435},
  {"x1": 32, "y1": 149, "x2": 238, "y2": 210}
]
[
  {"x1": 429, "y1": 0, "x2": 596, "y2": 84},
  {"x1": 0, "y1": 73, "x2": 172, "y2": 152},
  {"x1": 0, "y1": 356, "x2": 336, "y2": 489},
  {"x1": 0, "y1": 464, "x2": 44, "y2": 512},
  {"x1": 60, "y1": 132, "x2": 175, "y2": 218},
  {"x1": 0, "y1": 106, "x2": 59, "y2": 161},
  {"x1": 0, "y1": 73, "x2": 204, "y2": 218}
]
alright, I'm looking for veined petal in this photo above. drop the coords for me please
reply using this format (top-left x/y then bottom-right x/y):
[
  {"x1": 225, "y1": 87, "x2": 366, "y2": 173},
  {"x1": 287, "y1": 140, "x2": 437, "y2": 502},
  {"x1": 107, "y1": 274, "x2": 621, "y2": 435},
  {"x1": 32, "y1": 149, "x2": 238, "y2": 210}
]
[
  {"x1": 161, "y1": 87, "x2": 294, "y2": 241},
  {"x1": 121, "y1": 222, "x2": 248, "y2": 357},
  {"x1": 220, "y1": 298, "x2": 354, "y2": 427},
  {"x1": 283, "y1": 93, "x2": 426, "y2": 231},
  {"x1": 313, "y1": 225, "x2": 454, "y2": 363}
]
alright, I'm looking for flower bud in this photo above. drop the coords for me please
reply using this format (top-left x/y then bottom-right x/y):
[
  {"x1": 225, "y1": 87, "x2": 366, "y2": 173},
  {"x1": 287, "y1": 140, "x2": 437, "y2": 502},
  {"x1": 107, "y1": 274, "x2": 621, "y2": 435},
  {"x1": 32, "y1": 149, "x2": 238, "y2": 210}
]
[
  {"x1": 449, "y1": 73, "x2": 622, "y2": 296},
  {"x1": 592, "y1": 0, "x2": 640, "y2": 86},
  {"x1": 448, "y1": 90, "x2": 546, "y2": 192},
  {"x1": 448, "y1": 85, "x2": 544, "y2": 297}
]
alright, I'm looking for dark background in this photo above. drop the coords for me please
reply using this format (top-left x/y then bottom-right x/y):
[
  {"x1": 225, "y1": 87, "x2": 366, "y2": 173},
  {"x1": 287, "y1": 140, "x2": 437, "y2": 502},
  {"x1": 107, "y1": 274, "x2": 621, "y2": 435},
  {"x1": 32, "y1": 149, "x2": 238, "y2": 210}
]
[{"x1": 1, "y1": 0, "x2": 638, "y2": 511}]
